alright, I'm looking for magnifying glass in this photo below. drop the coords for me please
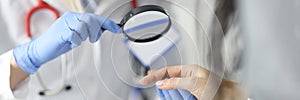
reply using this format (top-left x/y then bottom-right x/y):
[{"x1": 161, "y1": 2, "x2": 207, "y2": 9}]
[{"x1": 104, "y1": 5, "x2": 171, "y2": 43}]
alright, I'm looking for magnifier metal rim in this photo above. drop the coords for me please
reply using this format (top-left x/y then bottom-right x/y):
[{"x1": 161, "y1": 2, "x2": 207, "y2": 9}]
[{"x1": 120, "y1": 5, "x2": 171, "y2": 43}]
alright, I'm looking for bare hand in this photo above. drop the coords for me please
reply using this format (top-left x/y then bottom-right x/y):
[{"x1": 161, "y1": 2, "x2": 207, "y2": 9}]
[{"x1": 139, "y1": 64, "x2": 209, "y2": 99}]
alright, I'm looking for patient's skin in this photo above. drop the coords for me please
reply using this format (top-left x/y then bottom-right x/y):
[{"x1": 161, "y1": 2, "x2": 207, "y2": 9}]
[{"x1": 139, "y1": 64, "x2": 247, "y2": 100}]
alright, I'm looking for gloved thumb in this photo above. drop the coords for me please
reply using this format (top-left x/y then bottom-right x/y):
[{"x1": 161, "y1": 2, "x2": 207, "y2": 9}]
[{"x1": 98, "y1": 17, "x2": 121, "y2": 33}]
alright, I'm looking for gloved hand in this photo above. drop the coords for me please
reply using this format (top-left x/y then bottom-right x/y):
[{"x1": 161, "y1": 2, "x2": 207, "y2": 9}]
[
  {"x1": 139, "y1": 64, "x2": 210, "y2": 99},
  {"x1": 156, "y1": 88, "x2": 196, "y2": 100},
  {"x1": 13, "y1": 11, "x2": 120, "y2": 74}
]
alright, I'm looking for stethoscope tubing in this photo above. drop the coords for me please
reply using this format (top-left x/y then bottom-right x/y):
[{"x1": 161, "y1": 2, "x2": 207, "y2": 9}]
[
  {"x1": 25, "y1": 0, "x2": 70, "y2": 96},
  {"x1": 25, "y1": 0, "x2": 59, "y2": 38}
]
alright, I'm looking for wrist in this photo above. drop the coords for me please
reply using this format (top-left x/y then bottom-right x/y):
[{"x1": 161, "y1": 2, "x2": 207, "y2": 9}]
[
  {"x1": 13, "y1": 42, "x2": 39, "y2": 74},
  {"x1": 214, "y1": 79, "x2": 247, "y2": 100},
  {"x1": 10, "y1": 55, "x2": 18, "y2": 69},
  {"x1": 10, "y1": 55, "x2": 29, "y2": 90}
]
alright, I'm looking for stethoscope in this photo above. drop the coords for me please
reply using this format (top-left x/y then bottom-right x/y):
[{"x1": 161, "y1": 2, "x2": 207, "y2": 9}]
[{"x1": 25, "y1": 0, "x2": 71, "y2": 96}]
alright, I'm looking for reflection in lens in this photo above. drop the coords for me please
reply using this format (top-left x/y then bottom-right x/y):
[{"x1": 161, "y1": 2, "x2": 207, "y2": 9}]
[{"x1": 123, "y1": 11, "x2": 170, "y2": 40}]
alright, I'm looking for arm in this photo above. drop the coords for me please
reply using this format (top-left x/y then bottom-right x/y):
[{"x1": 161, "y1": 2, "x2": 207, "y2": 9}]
[
  {"x1": 9, "y1": 11, "x2": 120, "y2": 89},
  {"x1": 9, "y1": 55, "x2": 28, "y2": 90}
]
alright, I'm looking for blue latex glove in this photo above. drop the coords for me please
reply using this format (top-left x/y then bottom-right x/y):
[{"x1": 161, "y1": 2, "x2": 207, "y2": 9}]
[
  {"x1": 156, "y1": 88, "x2": 196, "y2": 100},
  {"x1": 13, "y1": 11, "x2": 120, "y2": 74}
]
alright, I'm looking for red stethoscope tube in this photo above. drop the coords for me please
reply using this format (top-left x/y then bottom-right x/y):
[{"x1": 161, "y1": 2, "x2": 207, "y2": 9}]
[
  {"x1": 25, "y1": 0, "x2": 60, "y2": 38},
  {"x1": 132, "y1": 0, "x2": 137, "y2": 8}
]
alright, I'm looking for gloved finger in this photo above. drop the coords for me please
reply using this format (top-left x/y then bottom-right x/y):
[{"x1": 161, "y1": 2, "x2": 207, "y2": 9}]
[
  {"x1": 70, "y1": 31, "x2": 84, "y2": 48},
  {"x1": 73, "y1": 22, "x2": 88, "y2": 41},
  {"x1": 96, "y1": 16, "x2": 121, "y2": 33},
  {"x1": 88, "y1": 19, "x2": 101, "y2": 43},
  {"x1": 156, "y1": 77, "x2": 206, "y2": 94},
  {"x1": 177, "y1": 89, "x2": 196, "y2": 100},
  {"x1": 162, "y1": 89, "x2": 171, "y2": 100},
  {"x1": 63, "y1": 12, "x2": 87, "y2": 46},
  {"x1": 64, "y1": 18, "x2": 86, "y2": 48},
  {"x1": 139, "y1": 66, "x2": 182, "y2": 85},
  {"x1": 158, "y1": 89, "x2": 196, "y2": 100},
  {"x1": 77, "y1": 13, "x2": 102, "y2": 43},
  {"x1": 156, "y1": 87, "x2": 165, "y2": 99},
  {"x1": 64, "y1": 12, "x2": 81, "y2": 30},
  {"x1": 168, "y1": 89, "x2": 184, "y2": 100}
]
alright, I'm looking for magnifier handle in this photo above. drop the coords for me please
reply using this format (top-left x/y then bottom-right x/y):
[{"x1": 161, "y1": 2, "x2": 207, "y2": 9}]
[{"x1": 101, "y1": 24, "x2": 122, "y2": 32}]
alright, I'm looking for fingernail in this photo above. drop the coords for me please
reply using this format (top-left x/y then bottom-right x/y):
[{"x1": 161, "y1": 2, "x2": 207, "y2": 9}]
[{"x1": 156, "y1": 80, "x2": 163, "y2": 86}]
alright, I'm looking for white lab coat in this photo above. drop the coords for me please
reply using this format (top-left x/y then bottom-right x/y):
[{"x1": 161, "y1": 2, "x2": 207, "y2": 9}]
[
  {"x1": 0, "y1": 0, "x2": 238, "y2": 99},
  {"x1": 0, "y1": 51, "x2": 15, "y2": 99}
]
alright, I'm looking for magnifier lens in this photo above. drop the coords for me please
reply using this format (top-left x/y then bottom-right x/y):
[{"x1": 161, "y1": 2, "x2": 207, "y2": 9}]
[{"x1": 123, "y1": 11, "x2": 170, "y2": 41}]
